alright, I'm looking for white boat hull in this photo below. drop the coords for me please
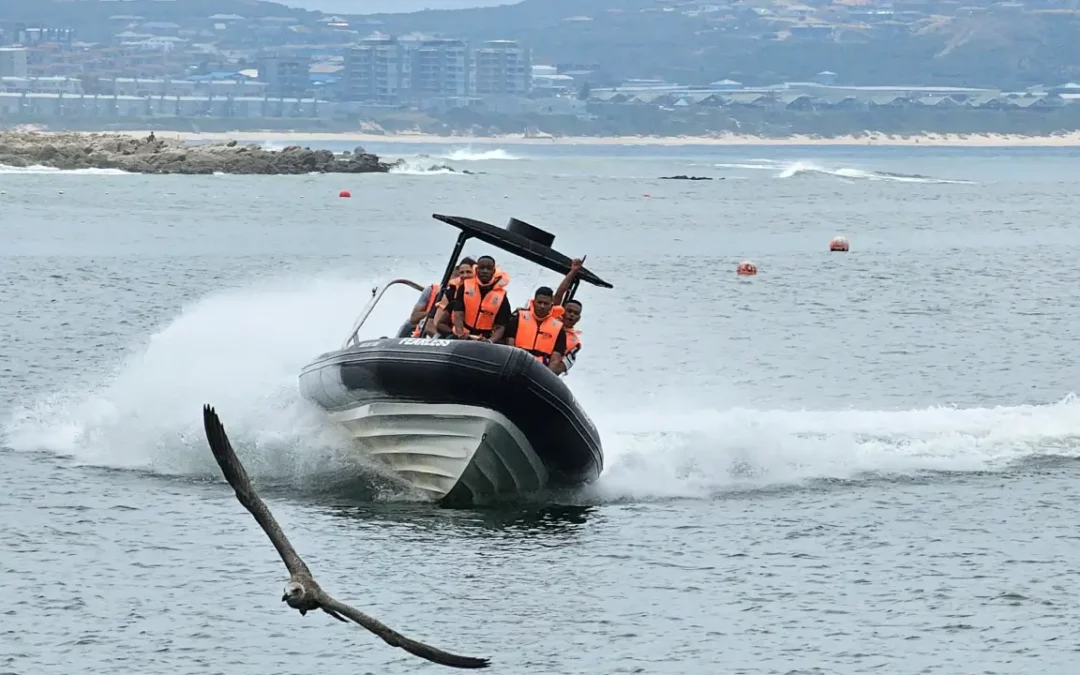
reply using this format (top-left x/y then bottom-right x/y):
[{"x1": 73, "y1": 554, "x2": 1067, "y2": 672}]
[{"x1": 328, "y1": 401, "x2": 550, "y2": 504}]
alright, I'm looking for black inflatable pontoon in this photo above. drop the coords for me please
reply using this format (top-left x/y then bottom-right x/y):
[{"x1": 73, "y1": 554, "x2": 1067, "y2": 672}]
[{"x1": 298, "y1": 214, "x2": 613, "y2": 507}]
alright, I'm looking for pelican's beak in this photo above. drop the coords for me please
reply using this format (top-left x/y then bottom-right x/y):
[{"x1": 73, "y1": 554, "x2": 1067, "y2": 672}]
[{"x1": 281, "y1": 593, "x2": 288, "y2": 602}]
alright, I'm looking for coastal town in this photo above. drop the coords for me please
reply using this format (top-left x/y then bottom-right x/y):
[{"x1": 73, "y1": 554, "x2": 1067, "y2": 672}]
[{"x1": 1, "y1": 0, "x2": 1079, "y2": 135}]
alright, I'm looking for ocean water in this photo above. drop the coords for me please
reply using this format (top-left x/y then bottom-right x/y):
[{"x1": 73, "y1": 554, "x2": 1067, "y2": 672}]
[{"x1": 3, "y1": 142, "x2": 1080, "y2": 674}]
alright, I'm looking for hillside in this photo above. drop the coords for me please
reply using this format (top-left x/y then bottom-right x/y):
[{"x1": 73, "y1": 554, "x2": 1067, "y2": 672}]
[
  {"x1": 0, "y1": 0, "x2": 319, "y2": 42},
  {"x1": 356, "y1": 0, "x2": 1080, "y2": 89},
  {"x1": 4, "y1": 0, "x2": 1079, "y2": 89}
]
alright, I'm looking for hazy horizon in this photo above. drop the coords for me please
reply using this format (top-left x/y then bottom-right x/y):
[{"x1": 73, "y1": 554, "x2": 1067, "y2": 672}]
[{"x1": 280, "y1": 0, "x2": 523, "y2": 14}]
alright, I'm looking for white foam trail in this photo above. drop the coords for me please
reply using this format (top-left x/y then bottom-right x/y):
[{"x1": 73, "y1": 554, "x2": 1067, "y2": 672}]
[
  {"x1": 0, "y1": 164, "x2": 129, "y2": 175},
  {"x1": 713, "y1": 160, "x2": 785, "y2": 170},
  {"x1": 774, "y1": 160, "x2": 973, "y2": 184},
  {"x1": 388, "y1": 158, "x2": 461, "y2": 175},
  {"x1": 1, "y1": 275, "x2": 429, "y2": 491},
  {"x1": 4, "y1": 277, "x2": 1072, "y2": 504},
  {"x1": 437, "y1": 148, "x2": 519, "y2": 161},
  {"x1": 590, "y1": 395, "x2": 1080, "y2": 501},
  {"x1": 712, "y1": 159, "x2": 972, "y2": 184}
]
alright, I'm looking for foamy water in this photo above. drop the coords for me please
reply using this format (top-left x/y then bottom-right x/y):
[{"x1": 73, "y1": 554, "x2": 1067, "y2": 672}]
[
  {"x1": 6, "y1": 147, "x2": 1080, "y2": 675},
  {"x1": 385, "y1": 147, "x2": 521, "y2": 174},
  {"x1": 388, "y1": 158, "x2": 462, "y2": 175},
  {"x1": 712, "y1": 158, "x2": 975, "y2": 184},
  {"x1": 2, "y1": 277, "x2": 412, "y2": 480},
  {"x1": 437, "y1": 148, "x2": 521, "y2": 162},
  {"x1": 5, "y1": 274, "x2": 1076, "y2": 505},
  {"x1": 0, "y1": 164, "x2": 130, "y2": 175}
]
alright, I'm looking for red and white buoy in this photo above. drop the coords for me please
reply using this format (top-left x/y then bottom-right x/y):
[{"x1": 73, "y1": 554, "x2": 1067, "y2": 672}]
[
  {"x1": 829, "y1": 235, "x2": 849, "y2": 252},
  {"x1": 736, "y1": 260, "x2": 758, "y2": 276}
]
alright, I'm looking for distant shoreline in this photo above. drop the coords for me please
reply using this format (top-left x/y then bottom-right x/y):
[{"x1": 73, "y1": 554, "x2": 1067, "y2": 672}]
[{"x1": 83, "y1": 129, "x2": 1080, "y2": 148}]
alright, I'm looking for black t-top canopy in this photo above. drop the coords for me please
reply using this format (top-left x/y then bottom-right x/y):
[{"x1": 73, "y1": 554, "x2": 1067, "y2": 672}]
[{"x1": 432, "y1": 214, "x2": 614, "y2": 289}]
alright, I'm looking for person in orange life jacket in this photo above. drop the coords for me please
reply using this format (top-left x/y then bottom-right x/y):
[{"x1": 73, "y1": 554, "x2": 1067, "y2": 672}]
[
  {"x1": 432, "y1": 259, "x2": 507, "y2": 334},
  {"x1": 520, "y1": 258, "x2": 585, "y2": 374},
  {"x1": 430, "y1": 258, "x2": 511, "y2": 337},
  {"x1": 409, "y1": 257, "x2": 477, "y2": 338},
  {"x1": 446, "y1": 254, "x2": 512, "y2": 342},
  {"x1": 547, "y1": 257, "x2": 585, "y2": 375},
  {"x1": 505, "y1": 286, "x2": 569, "y2": 373},
  {"x1": 552, "y1": 298, "x2": 582, "y2": 375},
  {"x1": 520, "y1": 256, "x2": 583, "y2": 318},
  {"x1": 397, "y1": 257, "x2": 475, "y2": 338}
]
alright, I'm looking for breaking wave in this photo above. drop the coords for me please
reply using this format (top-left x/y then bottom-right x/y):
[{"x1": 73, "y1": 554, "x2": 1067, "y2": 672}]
[
  {"x1": 714, "y1": 159, "x2": 974, "y2": 184},
  {"x1": 436, "y1": 148, "x2": 520, "y2": 162},
  {"x1": 388, "y1": 158, "x2": 465, "y2": 175},
  {"x1": 0, "y1": 164, "x2": 130, "y2": 175}
]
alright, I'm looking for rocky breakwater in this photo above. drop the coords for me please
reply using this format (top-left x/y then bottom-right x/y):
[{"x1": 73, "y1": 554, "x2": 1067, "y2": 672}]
[{"x1": 0, "y1": 132, "x2": 397, "y2": 175}]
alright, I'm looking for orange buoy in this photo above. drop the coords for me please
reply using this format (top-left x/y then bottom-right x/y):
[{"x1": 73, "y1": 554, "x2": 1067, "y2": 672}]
[
  {"x1": 339, "y1": 189, "x2": 352, "y2": 198},
  {"x1": 736, "y1": 260, "x2": 757, "y2": 276},
  {"x1": 829, "y1": 235, "x2": 849, "y2": 252}
]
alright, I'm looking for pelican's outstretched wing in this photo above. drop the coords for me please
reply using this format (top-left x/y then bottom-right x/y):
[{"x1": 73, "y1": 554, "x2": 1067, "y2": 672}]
[
  {"x1": 202, "y1": 404, "x2": 311, "y2": 578},
  {"x1": 318, "y1": 594, "x2": 491, "y2": 669}
]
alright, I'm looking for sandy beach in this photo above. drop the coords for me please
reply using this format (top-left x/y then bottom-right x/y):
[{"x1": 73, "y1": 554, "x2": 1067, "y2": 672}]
[{"x1": 84, "y1": 129, "x2": 1080, "y2": 148}]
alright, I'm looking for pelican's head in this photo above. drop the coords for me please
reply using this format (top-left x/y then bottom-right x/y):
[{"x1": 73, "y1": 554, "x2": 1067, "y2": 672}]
[{"x1": 282, "y1": 580, "x2": 304, "y2": 604}]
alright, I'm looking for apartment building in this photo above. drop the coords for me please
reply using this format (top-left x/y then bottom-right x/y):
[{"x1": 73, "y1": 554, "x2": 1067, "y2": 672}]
[
  {"x1": 471, "y1": 40, "x2": 530, "y2": 96},
  {"x1": 343, "y1": 36, "x2": 405, "y2": 105},
  {"x1": 257, "y1": 54, "x2": 311, "y2": 98},
  {"x1": 410, "y1": 38, "x2": 469, "y2": 100},
  {"x1": 343, "y1": 36, "x2": 529, "y2": 104}
]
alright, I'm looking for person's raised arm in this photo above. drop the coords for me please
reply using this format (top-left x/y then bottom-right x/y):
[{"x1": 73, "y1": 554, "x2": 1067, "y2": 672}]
[{"x1": 554, "y1": 257, "x2": 584, "y2": 305}]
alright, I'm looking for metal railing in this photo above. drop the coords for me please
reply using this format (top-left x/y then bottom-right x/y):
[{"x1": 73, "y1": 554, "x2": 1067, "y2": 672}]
[{"x1": 342, "y1": 278, "x2": 425, "y2": 349}]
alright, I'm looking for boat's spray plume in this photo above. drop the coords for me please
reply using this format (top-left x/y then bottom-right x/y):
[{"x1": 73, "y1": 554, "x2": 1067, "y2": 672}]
[{"x1": 5, "y1": 278, "x2": 1080, "y2": 503}]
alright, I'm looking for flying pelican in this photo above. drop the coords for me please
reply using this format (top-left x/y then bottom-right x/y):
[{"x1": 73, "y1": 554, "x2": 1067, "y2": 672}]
[{"x1": 201, "y1": 404, "x2": 492, "y2": 669}]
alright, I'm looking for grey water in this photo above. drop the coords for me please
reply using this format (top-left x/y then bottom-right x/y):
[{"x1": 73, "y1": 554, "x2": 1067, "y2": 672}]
[{"x1": 2, "y1": 143, "x2": 1080, "y2": 674}]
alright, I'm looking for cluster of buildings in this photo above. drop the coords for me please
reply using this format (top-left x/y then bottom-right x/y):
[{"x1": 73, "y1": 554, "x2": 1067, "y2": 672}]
[
  {"x1": 0, "y1": 12, "x2": 539, "y2": 116},
  {"x1": 1, "y1": 6, "x2": 1078, "y2": 126},
  {"x1": 341, "y1": 36, "x2": 530, "y2": 107},
  {"x1": 0, "y1": 22, "x2": 540, "y2": 121},
  {"x1": 587, "y1": 76, "x2": 1080, "y2": 113}
]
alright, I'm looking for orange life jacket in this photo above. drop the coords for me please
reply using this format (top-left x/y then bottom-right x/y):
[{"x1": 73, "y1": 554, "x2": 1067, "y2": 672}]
[
  {"x1": 514, "y1": 309, "x2": 564, "y2": 363},
  {"x1": 423, "y1": 283, "x2": 439, "y2": 311},
  {"x1": 410, "y1": 283, "x2": 441, "y2": 337},
  {"x1": 459, "y1": 277, "x2": 507, "y2": 334},
  {"x1": 564, "y1": 327, "x2": 581, "y2": 354}
]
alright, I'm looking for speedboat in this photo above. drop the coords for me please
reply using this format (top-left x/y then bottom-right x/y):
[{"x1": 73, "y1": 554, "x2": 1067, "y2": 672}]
[{"x1": 297, "y1": 214, "x2": 613, "y2": 507}]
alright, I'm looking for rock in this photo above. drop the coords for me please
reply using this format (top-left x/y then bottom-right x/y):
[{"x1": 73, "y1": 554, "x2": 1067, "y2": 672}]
[
  {"x1": 0, "y1": 132, "x2": 398, "y2": 175},
  {"x1": 659, "y1": 175, "x2": 716, "y2": 180}
]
